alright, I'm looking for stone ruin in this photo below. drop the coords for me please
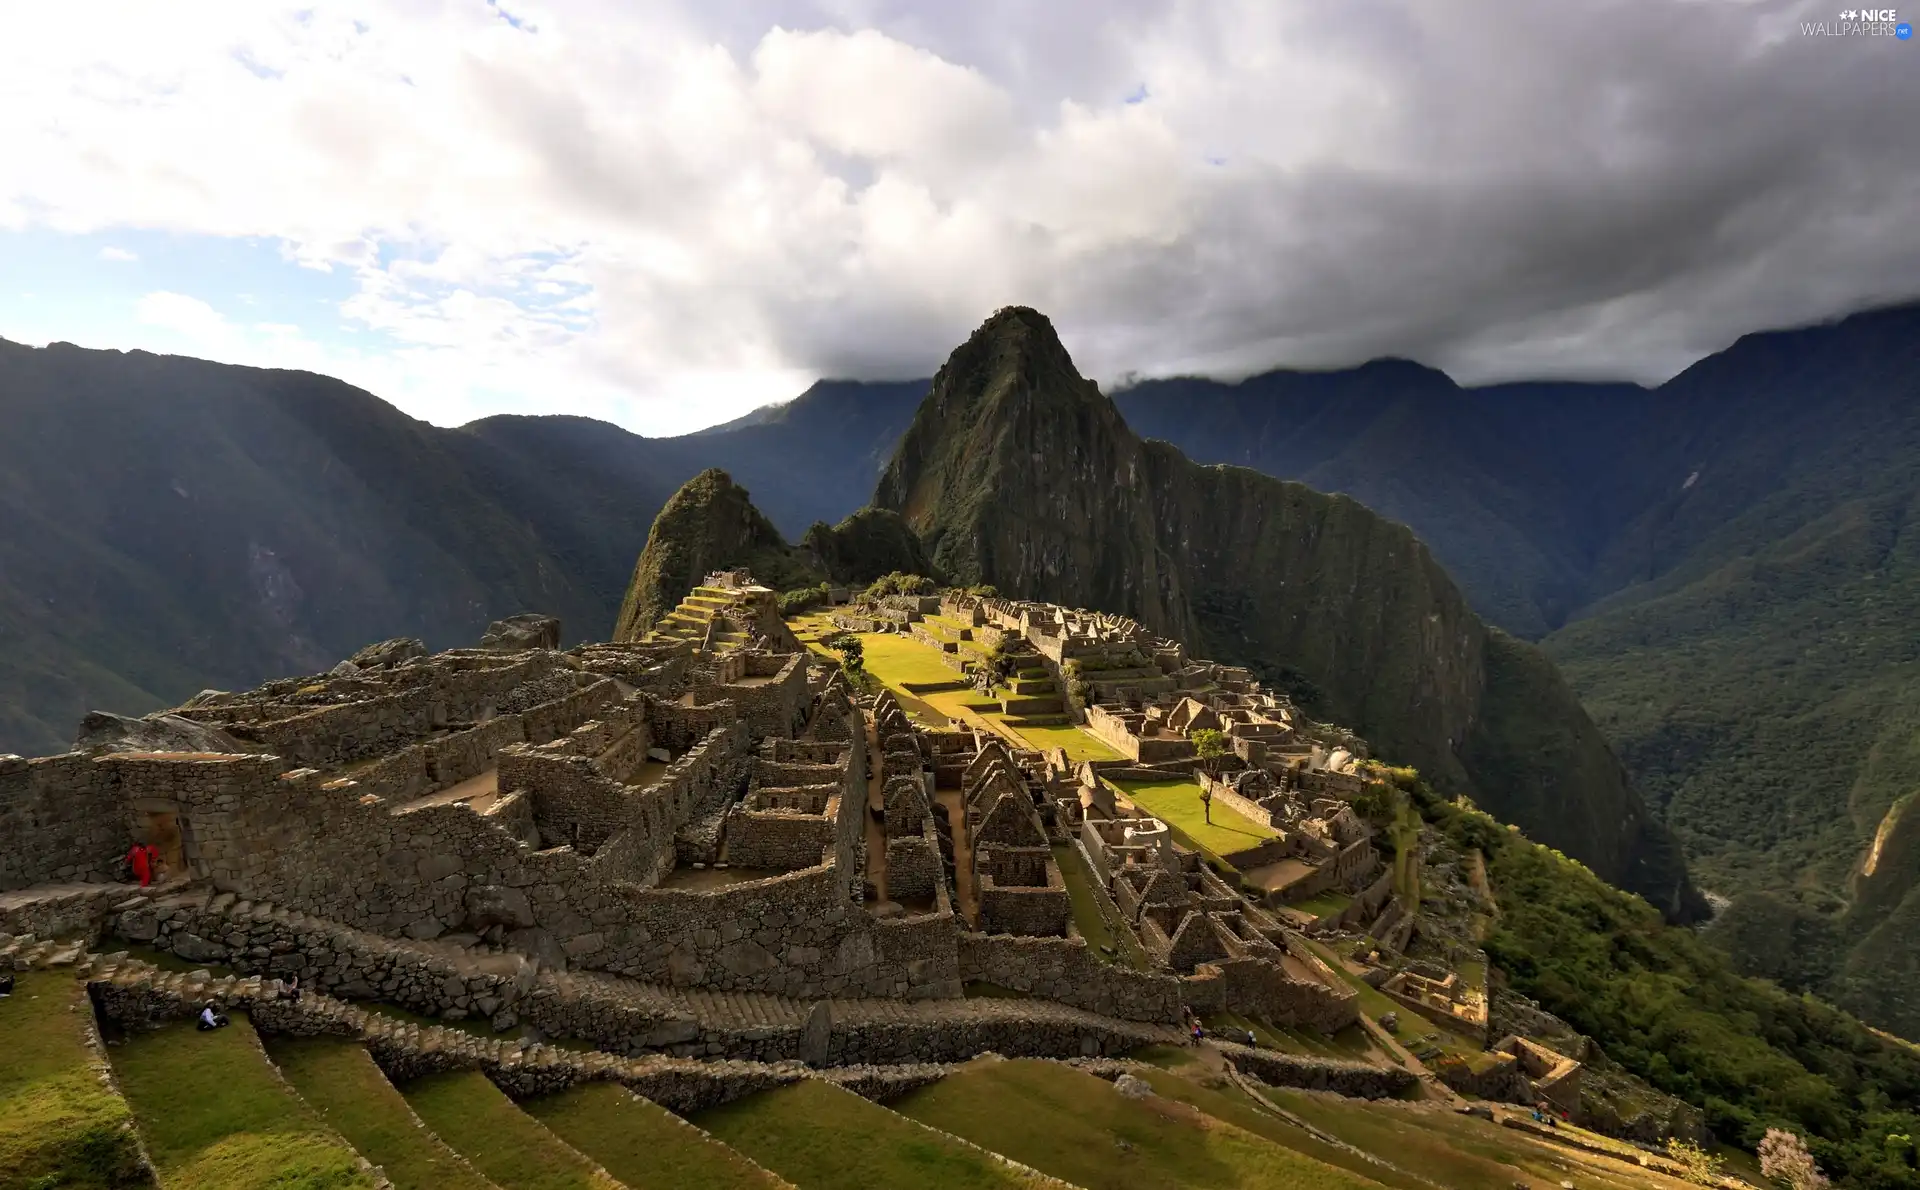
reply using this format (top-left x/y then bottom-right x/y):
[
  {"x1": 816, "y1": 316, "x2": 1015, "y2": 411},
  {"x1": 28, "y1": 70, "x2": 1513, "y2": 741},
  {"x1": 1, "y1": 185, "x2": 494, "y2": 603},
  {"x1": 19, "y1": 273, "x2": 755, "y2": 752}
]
[{"x1": 0, "y1": 572, "x2": 1597, "y2": 1128}]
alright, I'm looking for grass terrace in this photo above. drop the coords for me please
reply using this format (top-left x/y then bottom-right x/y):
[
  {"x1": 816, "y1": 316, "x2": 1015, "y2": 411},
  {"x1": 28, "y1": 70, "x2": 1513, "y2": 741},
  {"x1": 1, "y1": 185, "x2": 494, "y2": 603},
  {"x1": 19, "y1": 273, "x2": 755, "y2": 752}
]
[
  {"x1": 1258, "y1": 1087, "x2": 1703, "y2": 1190},
  {"x1": 1289, "y1": 890, "x2": 1355, "y2": 921},
  {"x1": 0, "y1": 969, "x2": 148, "y2": 1190},
  {"x1": 894, "y1": 1057, "x2": 1383, "y2": 1190},
  {"x1": 524, "y1": 1082, "x2": 785, "y2": 1190},
  {"x1": 401, "y1": 1070, "x2": 623, "y2": 1190},
  {"x1": 1108, "y1": 777, "x2": 1277, "y2": 868},
  {"x1": 266, "y1": 1036, "x2": 496, "y2": 1190},
  {"x1": 694, "y1": 1077, "x2": 1039, "y2": 1190},
  {"x1": 110, "y1": 1014, "x2": 376, "y2": 1190}
]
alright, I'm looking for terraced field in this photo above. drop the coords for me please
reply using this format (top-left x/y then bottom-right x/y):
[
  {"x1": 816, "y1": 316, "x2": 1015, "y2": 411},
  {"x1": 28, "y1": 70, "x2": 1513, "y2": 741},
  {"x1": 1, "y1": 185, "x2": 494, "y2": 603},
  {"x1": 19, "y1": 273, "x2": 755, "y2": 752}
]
[
  {"x1": 894, "y1": 1058, "x2": 1383, "y2": 1190},
  {"x1": 109, "y1": 1014, "x2": 376, "y2": 1190},
  {"x1": 267, "y1": 1035, "x2": 498, "y2": 1190},
  {"x1": 400, "y1": 1070, "x2": 624, "y2": 1190},
  {"x1": 0, "y1": 969, "x2": 146, "y2": 1190},
  {"x1": 694, "y1": 1077, "x2": 1046, "y2": 1190},
  {"x1": 522, "y1": 1083, "x2": 788, "y2": 1190}
]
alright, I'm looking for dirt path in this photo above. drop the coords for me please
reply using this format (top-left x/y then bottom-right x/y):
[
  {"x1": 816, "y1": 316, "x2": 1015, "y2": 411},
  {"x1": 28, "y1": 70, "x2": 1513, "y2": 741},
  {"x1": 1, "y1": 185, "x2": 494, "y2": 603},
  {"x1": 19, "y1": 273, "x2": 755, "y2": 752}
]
[
  {"x1": 933, "y1": 785, "x2": 981, "y2": 927},
  {"x1": 863, "y1": 713, "x2": 889, "y2": 902}
]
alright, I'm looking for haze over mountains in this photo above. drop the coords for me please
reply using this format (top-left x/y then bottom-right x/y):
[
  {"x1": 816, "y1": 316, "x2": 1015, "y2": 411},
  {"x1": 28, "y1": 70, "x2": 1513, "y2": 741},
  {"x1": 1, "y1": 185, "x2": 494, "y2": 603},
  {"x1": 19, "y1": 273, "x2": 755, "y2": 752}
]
[{"x1": 3, "y1": 301, "x2": 1916, "y2": 1030}]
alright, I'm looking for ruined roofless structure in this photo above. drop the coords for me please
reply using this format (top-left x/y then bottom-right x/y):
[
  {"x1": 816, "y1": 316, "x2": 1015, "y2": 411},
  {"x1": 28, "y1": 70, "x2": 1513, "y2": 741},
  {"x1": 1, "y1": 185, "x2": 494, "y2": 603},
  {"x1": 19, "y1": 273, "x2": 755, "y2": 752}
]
[{"x1": 3, "y1": 573, "x2": 1575, "y2": 1126}]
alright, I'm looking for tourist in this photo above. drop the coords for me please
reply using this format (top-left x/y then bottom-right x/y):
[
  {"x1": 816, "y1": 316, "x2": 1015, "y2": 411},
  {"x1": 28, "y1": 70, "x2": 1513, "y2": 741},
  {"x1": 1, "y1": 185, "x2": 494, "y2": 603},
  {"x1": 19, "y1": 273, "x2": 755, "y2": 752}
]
[
  {"x1": 0, "y1": 973, "x2": 13, "y2": 997},
  {"x1": 277, "y1": 974, "x2": 302, "y2": 1003},
  {"x1": 124, "y1": 841, "x2": 153, "y2": 887},
  {"x1": 197, "y1": 1002, "x2": 230, "y2": 1031}
]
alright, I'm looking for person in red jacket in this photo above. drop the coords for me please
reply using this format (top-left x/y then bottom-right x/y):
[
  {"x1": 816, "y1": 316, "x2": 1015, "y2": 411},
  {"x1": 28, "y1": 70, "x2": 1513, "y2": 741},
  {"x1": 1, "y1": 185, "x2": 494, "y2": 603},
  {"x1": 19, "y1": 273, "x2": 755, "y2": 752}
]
[{"x1": 125, "y1": 842, "x2": 153, "y2": 887}]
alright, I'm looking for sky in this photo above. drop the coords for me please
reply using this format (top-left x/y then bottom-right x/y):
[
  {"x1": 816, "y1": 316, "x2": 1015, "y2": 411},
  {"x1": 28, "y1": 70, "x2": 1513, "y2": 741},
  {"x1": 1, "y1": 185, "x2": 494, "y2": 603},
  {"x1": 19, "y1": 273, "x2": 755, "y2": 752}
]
[{"x1": 2, "y1": 1, "x2": 1917, "y2": 437}]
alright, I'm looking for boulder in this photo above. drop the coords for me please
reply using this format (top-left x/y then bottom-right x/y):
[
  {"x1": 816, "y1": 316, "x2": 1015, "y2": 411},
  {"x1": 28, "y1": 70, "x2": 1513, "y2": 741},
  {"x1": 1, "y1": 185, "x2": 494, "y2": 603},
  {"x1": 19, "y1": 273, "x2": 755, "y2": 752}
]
[
  {"x1": 348, "y1": 637, "x2": 428, "y2": 670},
  {"x1": 1114, "y1": 1072, "x2": 1154, "y2": 1099},
  {"x1": 74, "y1": 710, "x2": 247, "y2": 756},
  {"x1": 481, "y1": 614, "x2": 562, "y2": 651}
]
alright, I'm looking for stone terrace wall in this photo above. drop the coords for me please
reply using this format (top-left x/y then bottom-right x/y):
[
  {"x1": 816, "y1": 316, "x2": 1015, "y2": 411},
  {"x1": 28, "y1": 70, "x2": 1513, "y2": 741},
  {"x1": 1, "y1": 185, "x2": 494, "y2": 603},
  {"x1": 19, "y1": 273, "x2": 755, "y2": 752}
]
[
  {"x1": 0, "y1": 752, "x2": 126, "y2": 890},
  {"x1": 957, "y1": 933, "x2": 1182, "y2": 1023},
  {"x1": 1214, "y1": 1042, "x2": 1418, "y2": 1099},
  {"x1": 86, "y1": 957, "x2": 803, "y2": 1115},
  {"x1": 1183, "y1": 955, "x2": 1358, "y2": 1033}
]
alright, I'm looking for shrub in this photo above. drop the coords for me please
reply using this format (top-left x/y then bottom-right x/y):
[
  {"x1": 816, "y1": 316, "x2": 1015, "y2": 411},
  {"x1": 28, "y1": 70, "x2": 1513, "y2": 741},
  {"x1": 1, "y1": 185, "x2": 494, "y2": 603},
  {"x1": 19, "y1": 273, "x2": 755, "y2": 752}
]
[
  {"x1": 863, "y1": 572, "x2": 936, "y2": 600},
  {"x1": 778, "y1": 583, "x2": 830, "y2": 615}
]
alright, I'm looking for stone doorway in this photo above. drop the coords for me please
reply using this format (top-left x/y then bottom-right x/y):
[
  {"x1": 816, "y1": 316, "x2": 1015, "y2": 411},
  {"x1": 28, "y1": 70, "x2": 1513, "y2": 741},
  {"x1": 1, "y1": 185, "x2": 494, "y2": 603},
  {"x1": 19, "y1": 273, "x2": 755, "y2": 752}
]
[{"x1": 144, "y1": 810, "x2": 187, "y2": 880}]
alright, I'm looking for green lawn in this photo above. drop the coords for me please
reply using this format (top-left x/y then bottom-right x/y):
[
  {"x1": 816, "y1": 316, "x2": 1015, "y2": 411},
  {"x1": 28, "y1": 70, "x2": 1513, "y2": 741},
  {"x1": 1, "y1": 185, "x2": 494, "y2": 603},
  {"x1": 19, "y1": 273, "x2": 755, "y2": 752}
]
[
  {"x1": 265, "y1": 1036, "x2": 496, "y2": 1190},
  {"x1": 0, "y1": 970, "x2": 148, "y2": 1190},
  {"x1": 1009, "y1": 721, "x2": 1122, "y2": 762},
  {"x1": 523, "y1": 1083, "x2": 781, "y2": 1190},
  {"x1": 693, "y1": 1077, "x2": 1038, "y2": 1190},
  {"x1": 399, "y1": 1071, "x2": 621, "y2": 1190},
  {"x1": 894, "y1": 1058, "x2": 1381, "y2": 1190},
  {"x1": 109, "y1": 1014, "x2": 375, "y2": 1190},
  {"x1": 1289, "y1": 890, "x2": 1354, "y2": 919},
  {"x1": 859, "y1": 632, "x2": 972, "y2": 688},
  {"x1": 1109, "y1": 778, "x2": 1277, "y2": 864}
]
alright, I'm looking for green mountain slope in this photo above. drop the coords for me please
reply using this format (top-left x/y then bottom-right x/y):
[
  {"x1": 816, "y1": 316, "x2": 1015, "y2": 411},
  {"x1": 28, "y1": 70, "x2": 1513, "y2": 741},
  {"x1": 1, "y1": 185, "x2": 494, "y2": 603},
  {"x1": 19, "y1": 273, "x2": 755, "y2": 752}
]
[
  {"x1": 612, "y1": 467, "x2": 929, "y2": 640},
  {"x1": 0, "y1": 343, "x2": 919, "y2": 758},
  {"x1": 873, "y1": 306, "x2": 1702, "y2": 920},
  {"x1": 0, "y1": 341, "x2": 679, "y2": 757},
  {"x1": 1536, "y1": 306, "x2": 1920, "y2": 1033}
]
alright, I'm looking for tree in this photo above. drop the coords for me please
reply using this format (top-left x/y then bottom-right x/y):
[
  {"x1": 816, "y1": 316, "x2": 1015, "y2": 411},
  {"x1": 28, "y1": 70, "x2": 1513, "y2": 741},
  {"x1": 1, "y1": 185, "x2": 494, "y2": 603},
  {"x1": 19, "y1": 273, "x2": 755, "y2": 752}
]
[
  {"x1": 1191, "y1": 728, "x2": 1229, "y2": 760},
  {"x1": 1758, "y1": 1129, "x2": 1829, "y2": 1189},
  {"x1": 1666, "y1": 1134, "x2": 1725, "y2": 1184}
]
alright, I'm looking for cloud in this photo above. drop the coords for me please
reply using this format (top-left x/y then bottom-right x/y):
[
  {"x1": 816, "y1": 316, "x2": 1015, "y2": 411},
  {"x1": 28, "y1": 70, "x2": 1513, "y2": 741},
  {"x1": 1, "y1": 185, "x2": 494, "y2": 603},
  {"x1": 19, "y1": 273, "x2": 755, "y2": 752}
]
[
  {"x1": 97, "y1": 246, "x2": 138, "y2": 262},
  {"x1": 136, "y1": 291, "x2": 238, "y2": 347},
  {"x1": 2, "y1": 0, "x2": 1917, "y2": 434}
]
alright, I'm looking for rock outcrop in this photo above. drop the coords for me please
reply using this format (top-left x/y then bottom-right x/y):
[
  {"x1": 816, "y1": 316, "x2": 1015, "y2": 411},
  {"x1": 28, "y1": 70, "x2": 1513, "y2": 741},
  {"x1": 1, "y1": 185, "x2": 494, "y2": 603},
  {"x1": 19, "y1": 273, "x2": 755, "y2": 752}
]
[
  {"x1": 72, "y1": 710, "x2": 247, "y2": 756},
  {"x1": 874, "y1": 306, "x2": 1703, "y2": 920},
  {"x1": 481, "y1": 613, "x2": 563, "y2": 651}
]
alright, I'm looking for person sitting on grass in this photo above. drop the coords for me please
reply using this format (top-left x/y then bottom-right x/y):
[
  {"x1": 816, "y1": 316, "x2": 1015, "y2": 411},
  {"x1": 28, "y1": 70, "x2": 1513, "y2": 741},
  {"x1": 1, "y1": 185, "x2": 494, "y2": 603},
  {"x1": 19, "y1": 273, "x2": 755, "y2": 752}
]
[
  {"x1": 277, "y1": 974, "x2": 302, "y2": 1002},
  {"x1": 197, "y1": 1002, "x2": 230, "y2": 1031}
]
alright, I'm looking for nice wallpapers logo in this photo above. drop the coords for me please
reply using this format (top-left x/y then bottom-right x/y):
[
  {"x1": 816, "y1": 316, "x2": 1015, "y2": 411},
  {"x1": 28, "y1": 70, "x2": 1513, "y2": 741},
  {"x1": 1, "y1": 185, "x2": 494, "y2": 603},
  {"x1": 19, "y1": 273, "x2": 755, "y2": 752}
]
[{"x1": 1802, "y1": 7, "x2": 1913, "y2": 35}]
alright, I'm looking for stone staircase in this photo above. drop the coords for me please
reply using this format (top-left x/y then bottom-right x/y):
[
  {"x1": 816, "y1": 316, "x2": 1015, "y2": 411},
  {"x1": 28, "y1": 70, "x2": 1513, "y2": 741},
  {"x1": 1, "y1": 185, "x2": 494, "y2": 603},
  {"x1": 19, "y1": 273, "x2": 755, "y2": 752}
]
[{"x1": 648, "y1": 586, "x2": 757, "y2": 651}]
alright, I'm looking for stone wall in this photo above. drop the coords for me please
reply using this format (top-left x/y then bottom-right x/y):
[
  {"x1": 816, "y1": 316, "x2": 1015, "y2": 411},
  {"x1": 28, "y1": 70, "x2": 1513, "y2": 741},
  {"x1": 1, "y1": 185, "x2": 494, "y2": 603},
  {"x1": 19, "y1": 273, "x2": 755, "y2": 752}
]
[
  {"x1": 688, "y1": 654, "x2": 810, "y2": 740},
  {"x1": 957, "y1": 933, "x2": 1183, "y2": 1023},
  {"x1": 724, "y1": 808, "x2": 836, "y2": 871},
  {"x1": 67, "y1": 723, "x2": 945, "y2": 999},
  {"x1": 0, "y1": 752, "x2": 127, "y2": 890},
  {"x1": 1183, "y1": 955, "x2": 1358, "y2": 1033},
  {"x1": 1214, "y1": 1041, "x2": 1418, "y2": 1099},
  {"x1": 886, "y1": 830, "x2": 943, "y2": 904}
]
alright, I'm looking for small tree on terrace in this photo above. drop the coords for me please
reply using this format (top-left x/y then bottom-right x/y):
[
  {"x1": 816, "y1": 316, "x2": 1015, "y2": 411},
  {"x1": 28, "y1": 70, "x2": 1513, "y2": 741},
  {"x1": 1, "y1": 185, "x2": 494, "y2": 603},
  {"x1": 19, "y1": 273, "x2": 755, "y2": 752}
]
[
  {"x1": 1191, "y1": 728, "x2": 1229, "y2": 762},
  {"x1": 1759, "y1": 1129, "x2": 1829, "y2": 1189}
]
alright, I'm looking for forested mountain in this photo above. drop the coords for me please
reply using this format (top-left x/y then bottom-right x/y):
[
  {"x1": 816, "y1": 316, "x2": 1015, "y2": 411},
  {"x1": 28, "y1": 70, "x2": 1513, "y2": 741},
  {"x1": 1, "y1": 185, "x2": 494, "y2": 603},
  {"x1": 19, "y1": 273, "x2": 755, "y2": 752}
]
[
  {"x1": 0, "y1": 343, "x2": 913, "y2": 757},
  {"x1": 873, "y1": 306, "x2": 1701, "y2": 920},
  {"x1": 1113, "y1": 304, "x2": 1920, "y2": 1037}
]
